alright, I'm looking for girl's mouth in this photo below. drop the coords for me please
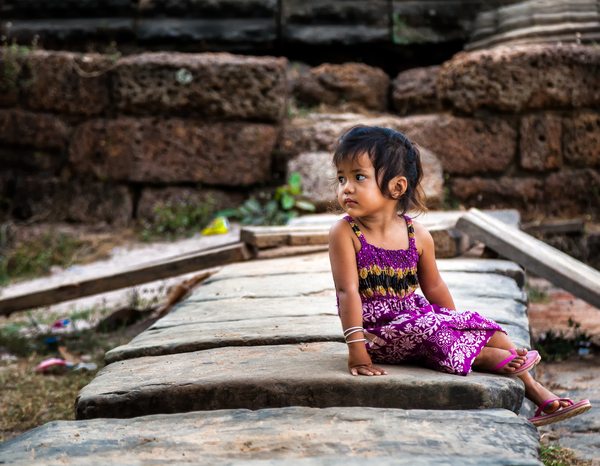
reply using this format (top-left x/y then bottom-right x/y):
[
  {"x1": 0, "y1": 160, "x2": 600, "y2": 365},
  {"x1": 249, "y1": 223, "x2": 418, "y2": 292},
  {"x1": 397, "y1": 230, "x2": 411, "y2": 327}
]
[{"x1": 345, "y1": 199, "x2": 357, "y2": 205}]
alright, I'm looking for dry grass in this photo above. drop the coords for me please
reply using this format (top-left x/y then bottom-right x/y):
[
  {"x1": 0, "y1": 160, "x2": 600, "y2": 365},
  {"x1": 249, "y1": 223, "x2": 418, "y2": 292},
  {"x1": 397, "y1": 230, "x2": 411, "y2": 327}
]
[
  {"x1": 541, "y1": 444, "x2": 592, "y2": 466},
  {"x1": 0, "y1": 318, "x2": 132, "y2": 445},
  {"x1": 0, "y1": 354, "x2": 98, "y2": 444}
]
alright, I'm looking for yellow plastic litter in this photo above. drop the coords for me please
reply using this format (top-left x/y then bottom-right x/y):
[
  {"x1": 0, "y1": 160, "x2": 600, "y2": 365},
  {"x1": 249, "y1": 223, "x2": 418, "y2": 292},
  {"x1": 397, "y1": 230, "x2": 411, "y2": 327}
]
[{"x1": 202, "y1": 216, "x2": 230, "y2": 235}]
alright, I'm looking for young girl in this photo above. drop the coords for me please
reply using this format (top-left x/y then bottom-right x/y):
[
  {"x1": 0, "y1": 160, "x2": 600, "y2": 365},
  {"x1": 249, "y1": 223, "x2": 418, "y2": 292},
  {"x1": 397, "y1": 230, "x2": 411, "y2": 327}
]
[{"x1": 328, "y1": 125, "x2": 591, "y2": 427}]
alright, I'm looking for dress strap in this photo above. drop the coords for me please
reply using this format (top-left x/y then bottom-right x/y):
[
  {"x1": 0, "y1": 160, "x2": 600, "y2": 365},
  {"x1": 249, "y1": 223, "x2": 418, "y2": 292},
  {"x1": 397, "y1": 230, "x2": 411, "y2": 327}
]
[
  {"x1": 403, "y1": 214, "x2": 417, "y2": 251},
  {"x1": 344, "y1": 216, "x2": 367, "y2": 245}
]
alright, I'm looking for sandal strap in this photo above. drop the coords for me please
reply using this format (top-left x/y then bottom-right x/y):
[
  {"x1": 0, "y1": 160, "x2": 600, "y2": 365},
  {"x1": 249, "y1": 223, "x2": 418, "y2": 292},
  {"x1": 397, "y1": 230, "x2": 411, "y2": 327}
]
[
  {"x1": 535, "y1": 398, "x2": 574, "y2": 417},
  {"x1": 491, "y1": 348, "x2": 517, "y2": 371}
]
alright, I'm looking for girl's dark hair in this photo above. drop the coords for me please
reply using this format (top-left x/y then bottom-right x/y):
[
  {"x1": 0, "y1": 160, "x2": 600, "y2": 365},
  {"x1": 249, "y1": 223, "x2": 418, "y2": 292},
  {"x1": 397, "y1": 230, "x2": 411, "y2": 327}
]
[{"x1": 333, "y1": 125, "x2": 427, "y2": 215}]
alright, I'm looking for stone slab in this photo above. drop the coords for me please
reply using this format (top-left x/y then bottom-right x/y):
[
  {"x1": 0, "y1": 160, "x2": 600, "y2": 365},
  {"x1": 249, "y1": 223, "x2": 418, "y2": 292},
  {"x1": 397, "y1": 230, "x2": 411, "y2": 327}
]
[
  {"x1": 193, "y1": 267, "x2": 525, "y2": 303},
  {"x1": 105, "y1": 293, "x2": 529, "y2": 363},
  {"x1": 0, "y1": 407, "x2": 541, "y2": 465},
  {"x1": 104, "y1": 252, "x2": 530, "y2": 362},
  {"x1": 105, "y1": 315, "x2": 343, "y2": 363},
  {"x1": 79, "y1": 342, "x2": 525, "y2": 420}
]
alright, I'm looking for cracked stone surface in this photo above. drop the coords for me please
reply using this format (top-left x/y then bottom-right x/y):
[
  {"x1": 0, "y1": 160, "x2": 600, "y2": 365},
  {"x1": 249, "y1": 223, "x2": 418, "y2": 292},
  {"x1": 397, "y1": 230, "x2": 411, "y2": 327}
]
[{"x1": 0, "y1": 407, "x2": 541, "y2": 465}]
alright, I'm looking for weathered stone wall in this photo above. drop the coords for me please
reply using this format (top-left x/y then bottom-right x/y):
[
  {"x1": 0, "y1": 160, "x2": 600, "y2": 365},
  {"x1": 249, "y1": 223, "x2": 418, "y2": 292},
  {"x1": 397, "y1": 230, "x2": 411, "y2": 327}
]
[
  {"x1": 2, "y1": 43, "x2": 599, "y2": 226},
  {"x1": 0, "y1": 49, "x2": 287, "y2": 226},
  {"x1": 285, "y1": 44, "x2": 600, "y2": 221}
]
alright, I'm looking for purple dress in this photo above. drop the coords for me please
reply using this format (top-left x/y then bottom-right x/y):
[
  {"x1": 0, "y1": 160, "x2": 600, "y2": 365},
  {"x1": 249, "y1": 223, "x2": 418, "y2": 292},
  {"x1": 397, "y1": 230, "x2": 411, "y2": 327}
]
[{"x1": 339, "y1": 215, "x2": 504, "y2": 376}]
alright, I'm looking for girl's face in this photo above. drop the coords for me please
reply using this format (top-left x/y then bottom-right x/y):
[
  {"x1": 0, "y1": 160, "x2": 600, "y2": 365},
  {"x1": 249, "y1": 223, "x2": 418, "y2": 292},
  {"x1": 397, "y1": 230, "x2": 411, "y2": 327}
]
[{"x1": 336, "y1": 152, "x2": 397, "y2": 217}]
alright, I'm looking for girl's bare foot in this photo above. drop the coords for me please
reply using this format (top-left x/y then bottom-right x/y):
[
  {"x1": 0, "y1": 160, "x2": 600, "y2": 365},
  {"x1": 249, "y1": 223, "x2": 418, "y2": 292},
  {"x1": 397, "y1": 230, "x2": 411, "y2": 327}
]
[
  {"x1": 472, "y1": 347, "x2": 528, "y2": 374},
  {"x1": 524, "y1": 377, "x2": 571, "y2": 414}
]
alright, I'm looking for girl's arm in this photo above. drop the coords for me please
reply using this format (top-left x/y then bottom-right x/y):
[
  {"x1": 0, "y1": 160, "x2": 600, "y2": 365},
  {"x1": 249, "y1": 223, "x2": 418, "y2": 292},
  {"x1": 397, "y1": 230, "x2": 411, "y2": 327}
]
[
  {"x1": 413, "y1": 221, "x2": 456, "y2": 311},
  {"x1": 329, "y1": 220, "x2": 387, "y2": 376}
]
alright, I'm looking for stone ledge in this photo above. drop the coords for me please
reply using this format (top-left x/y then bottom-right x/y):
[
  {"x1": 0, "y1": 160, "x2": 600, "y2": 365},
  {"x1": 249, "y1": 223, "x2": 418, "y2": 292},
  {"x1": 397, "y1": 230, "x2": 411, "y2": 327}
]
[
  {"x1": 78, "y1": 342, "x2": 525, "y2": 420},
  {"x1": 0, "y1": 407, "x2": 541, "y2": 465}
]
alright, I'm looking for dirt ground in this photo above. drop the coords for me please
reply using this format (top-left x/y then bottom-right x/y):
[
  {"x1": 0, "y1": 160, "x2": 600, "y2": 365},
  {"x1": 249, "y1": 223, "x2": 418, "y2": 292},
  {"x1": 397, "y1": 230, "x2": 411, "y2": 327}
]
[{"x1": 528, "y1": 278, "x2": 600, "y2": 466}]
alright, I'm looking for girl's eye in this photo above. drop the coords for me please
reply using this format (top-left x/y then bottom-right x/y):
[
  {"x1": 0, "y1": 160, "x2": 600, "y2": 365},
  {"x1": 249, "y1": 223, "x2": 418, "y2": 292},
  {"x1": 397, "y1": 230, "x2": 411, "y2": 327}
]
[
  {"x1": 338, "y1": 176, "x2": 345, "y2": 183},
  {"x1": 356, "y1": 174, "x2": 366, "y2": 181}
]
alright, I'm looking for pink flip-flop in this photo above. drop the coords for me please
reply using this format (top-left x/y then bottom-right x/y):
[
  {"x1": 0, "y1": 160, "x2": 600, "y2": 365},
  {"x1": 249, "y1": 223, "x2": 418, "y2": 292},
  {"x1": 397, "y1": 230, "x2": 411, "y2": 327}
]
[
  {"x1": 528, "y1": 398, "x2": 592, "y2": 427},
  {"x1": 489, "y1": 349, "x2": 540, "y2": 377}
]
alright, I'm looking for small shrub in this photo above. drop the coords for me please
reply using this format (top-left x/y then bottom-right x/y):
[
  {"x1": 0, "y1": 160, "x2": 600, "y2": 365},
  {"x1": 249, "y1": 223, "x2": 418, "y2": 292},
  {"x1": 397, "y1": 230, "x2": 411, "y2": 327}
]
[
  {"x1": 535, "y1": 318, "x2": 596, "y2": 362},
  {"x1": 220, "y1": 173, "x2": 315, "y2": 226}
]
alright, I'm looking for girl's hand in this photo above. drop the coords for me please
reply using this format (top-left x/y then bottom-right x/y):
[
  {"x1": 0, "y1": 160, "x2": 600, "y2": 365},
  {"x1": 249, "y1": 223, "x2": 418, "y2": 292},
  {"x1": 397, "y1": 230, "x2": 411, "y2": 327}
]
[
  {"x1": 349, "y1": 363, "x2": 388, "y2": 376},
  {"x1": 348, "y1": 351, "x2": 387, "y2": 376}
]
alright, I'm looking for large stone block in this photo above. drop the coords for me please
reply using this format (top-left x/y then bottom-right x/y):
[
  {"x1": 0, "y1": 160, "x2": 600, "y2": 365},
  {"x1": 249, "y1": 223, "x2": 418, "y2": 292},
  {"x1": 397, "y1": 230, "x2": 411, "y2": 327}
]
[
  {"x1": 136, "y1": 18, "x2": 277, "y2": 49},
  {"x1": 0, "y1": 408, "x2": 542, "y2": 465},
  {"x1": 438, "y1": 44, "x2": 600, "y2": 114},
  {"x1": 450, "y1": 177, "x2": 543, "y2": 217},
  {"x1": 287, "y1": 151, "x2": 337, "y2": 210},
  {"x1": 69, "y1": 118, "x2": 277, "y2": 185},
  {"x1": 77, "y1": 342, "x2": 524, "y2": 419},
  {"x1": 1, "y1": 0, "x2": 135, "y2": 19},
  {"x1": 282, "y1": 113, "x2": 517, "y2": 176},
  {"x1": 391, "y1": 1, "x2": 515, "y2": 45},
  {"x1": 0, "y1": 109, "x2": 69, "y2": 149},
  {"x1": 295, "y1": 63, "x2": 390, "y2": 111},
  {"x1": 137, "y1": 186, "x2": 245, "y2": 220},
  {"x1": 6, "y1": 19, "x2": 135, "y2": 50},
  {"x1": 138, "y1": 0, "x2": 277, "y2": 18},
  {"x1": 11, "y1": 176, "x2": 133, "y2": 226},
  {"x1": 22, "y1": 50, "x2": 112, "y2": 116},
  {"x1": 563, "y1": 111, "x2": 600, "y2": 168},
  {"x1": 113, "y1": 53, "x2": 287, "y2": 121},
  {"x1": 0, "y1": 149, "x2": 63, "y2": 174},
  {"x1": 283, "y1": 0, "x2": 389, "y2": 45},
  {"x1": 520, "y1": 114, "x2": 562, "y2": 171},
  {"x1": 392, "y1": 65, "x2": 441, "y2": 115},
  {"x1": 544, "y1": 169, "x2": 600, "y2": 219}
]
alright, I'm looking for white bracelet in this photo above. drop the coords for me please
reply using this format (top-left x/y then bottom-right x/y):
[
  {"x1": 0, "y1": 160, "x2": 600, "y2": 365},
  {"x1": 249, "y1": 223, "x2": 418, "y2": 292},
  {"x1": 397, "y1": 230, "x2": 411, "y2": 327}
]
[
  {"x1": 346, "y1": 338, "x2": 366, "y2": 344},
  {"x1": 343, "y1": 326, "x2": 364, "y2": 337}
]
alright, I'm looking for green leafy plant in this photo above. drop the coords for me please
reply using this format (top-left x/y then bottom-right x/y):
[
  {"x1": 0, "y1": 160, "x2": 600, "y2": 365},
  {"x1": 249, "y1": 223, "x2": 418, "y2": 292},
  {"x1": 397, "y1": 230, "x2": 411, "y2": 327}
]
[
  {"x1": 140, "y1": 196, "x2": 218, "y2": 241},
  {"x1": 535, "y1": 318, "x2": 596, "y2": 362},
  {"x1": 220, "y1": 173, "x2": 316, "y2": 226}
]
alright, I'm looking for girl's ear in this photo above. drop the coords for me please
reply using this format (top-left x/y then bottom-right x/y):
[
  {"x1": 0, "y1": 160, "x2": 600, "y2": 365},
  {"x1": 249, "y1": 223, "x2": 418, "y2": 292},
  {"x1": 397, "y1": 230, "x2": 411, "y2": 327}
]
[{"x1": 389, "y1": 176, "x2": 408, "y2": 200}]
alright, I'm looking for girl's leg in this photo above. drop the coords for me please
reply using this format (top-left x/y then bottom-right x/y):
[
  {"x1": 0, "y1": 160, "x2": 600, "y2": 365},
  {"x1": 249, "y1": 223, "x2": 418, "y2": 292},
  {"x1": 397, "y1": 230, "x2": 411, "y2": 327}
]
[
  {"x1": 519, "y1": 371, "x2": 571, "y2": 414},
  {"x1": 475, "y1": 331, "x2": 570, "y2": 413},
  {"x1": 472, "y1": 331, "x2": 528, "y2": 374}
]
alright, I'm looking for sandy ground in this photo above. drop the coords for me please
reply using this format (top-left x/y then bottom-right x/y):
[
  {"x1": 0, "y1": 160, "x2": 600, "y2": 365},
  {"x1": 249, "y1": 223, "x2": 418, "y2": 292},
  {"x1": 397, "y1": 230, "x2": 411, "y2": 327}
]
[{"x1": 0, "y1": 225, "x2": 241, "y2": 325}]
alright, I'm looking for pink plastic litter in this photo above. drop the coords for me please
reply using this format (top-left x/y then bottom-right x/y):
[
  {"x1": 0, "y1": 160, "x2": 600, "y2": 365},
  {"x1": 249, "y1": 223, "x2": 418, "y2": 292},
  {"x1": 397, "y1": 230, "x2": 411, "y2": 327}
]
[{"x1": 35, "y1": 358, "x2": 68, "y2": 372}]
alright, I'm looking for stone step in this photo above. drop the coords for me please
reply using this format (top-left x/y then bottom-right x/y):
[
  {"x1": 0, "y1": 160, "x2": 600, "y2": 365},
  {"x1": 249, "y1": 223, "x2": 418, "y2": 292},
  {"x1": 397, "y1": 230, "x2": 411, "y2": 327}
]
[
  {"x1": 79, "y1": 342, "x2": 524, "y2": 420},
  {"x1": 0, "y1": 407, "x2": 542, "y2": 465},
  {"x1": 105, "y1": 253, "x2": 529, "y2": 363}
]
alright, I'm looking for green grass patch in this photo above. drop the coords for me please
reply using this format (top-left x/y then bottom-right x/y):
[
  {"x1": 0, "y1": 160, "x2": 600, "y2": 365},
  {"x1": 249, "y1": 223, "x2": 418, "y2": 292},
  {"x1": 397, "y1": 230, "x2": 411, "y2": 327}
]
[
  {"x1": 0, "y1": 231, "x2": 90, "y2": 285},
  {"x1": 541, "y1": 443, "x2": 592, "y2": 466},
  {"x1": 140, "y1": 196, "x2": 218, "y2": 241}
]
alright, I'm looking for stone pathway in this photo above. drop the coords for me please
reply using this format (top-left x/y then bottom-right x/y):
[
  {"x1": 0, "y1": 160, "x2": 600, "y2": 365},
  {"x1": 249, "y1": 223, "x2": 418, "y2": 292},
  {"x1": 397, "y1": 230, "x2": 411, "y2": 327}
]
[{"x1": 0, "y1": 252, "x2": 544, "y2": 465}]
